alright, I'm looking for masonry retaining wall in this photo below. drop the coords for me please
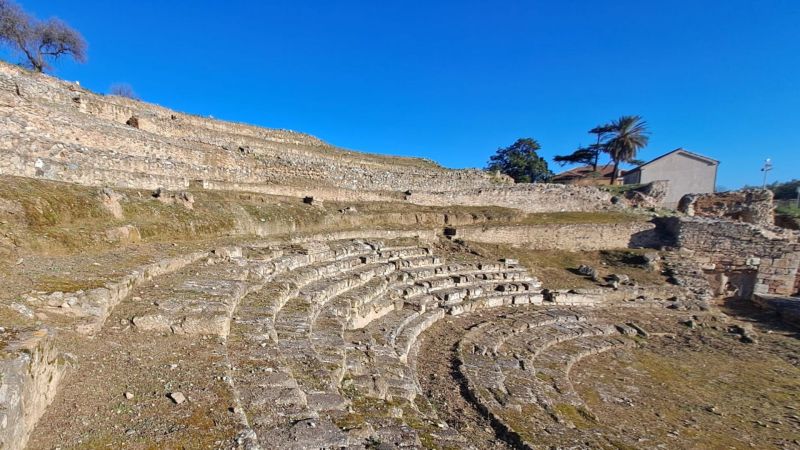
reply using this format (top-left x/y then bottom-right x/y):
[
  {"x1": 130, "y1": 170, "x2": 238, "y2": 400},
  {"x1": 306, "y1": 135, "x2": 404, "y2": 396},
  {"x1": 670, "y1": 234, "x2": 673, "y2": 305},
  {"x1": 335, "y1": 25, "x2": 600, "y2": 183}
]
[
  {"x1": 407, "y1": 185, "x2": 617, "y2": 213},
  {"x1": 0, "y1": 329, "x2": 66, "y2": 450},
  {"x1": 453, "y1": 221, "x2": 660, "y2": 251},
  {"x1": 661, "y1": 217, "x2": 800, "y2": 296}
]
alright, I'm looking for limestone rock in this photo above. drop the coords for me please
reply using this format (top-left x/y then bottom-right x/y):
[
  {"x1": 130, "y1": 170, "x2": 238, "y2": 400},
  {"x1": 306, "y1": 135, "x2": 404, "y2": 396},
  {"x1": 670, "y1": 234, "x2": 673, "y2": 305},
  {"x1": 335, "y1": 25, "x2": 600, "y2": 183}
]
[
  {"x1": 152, "y1": 188, "x2": 194, "y2": 209},
  {"x1": 167, "y1": 392, "x2": 186, "y2": 404},
  {"x1": 623, "y1": 181, "x2": 668, "y2": 208},
  {"x1": 105, "y1": 225, "x2": 141, "y2": 244},
  {"x1": 287, "y1": 418, "x2": 348, "y2": 449},
  {"x1": 0, "y1": 329, "x2": 67, "y2": 449},
  {"x1": 99, "y1": 187, "x2": 124, "y2": 219}
]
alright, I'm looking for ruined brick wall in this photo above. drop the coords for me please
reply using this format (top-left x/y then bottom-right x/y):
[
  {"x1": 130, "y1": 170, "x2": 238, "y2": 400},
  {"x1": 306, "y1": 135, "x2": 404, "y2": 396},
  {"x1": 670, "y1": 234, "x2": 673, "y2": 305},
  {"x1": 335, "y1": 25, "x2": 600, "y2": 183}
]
[
  {"x1": 452, "y1": 221, "x2": 660, "y2": 251},
  {"x1": 662, "y1": 217, "x2": 800, "y2": 296},
  {"x1": 678, "y1": 189, "x2": 774, "y2": 227},
  {"x1": 0, "y1": 62, "x2": 620, "y2": 214}
]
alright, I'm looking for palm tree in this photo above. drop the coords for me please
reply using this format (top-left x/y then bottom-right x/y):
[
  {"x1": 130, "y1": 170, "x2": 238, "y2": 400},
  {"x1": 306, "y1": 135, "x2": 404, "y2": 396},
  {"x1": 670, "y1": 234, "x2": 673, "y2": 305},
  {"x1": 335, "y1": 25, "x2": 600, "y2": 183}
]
[{"x1": 605, "y1": 116, "x2": 649, "y2": 184}]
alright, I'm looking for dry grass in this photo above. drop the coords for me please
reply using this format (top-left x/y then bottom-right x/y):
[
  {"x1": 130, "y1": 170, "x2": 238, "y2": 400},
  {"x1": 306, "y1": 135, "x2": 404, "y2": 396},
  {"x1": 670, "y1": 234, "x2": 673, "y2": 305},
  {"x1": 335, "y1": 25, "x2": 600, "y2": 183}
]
[
  {"x1": 516, "y1": 211, "x2": 647, "y2": 225},
  {"x1": 0, "y1": 175, "x2": 643, "y2": 256},
  {"x1": 0, "y1": 175, "x2": 650, "y2": 307},
  {"x1": 574, "y1": 328, "x2": 800, "y2": 449},
  {"x1": 472, "y1": 244, "x2": 667, "y2": 289}
]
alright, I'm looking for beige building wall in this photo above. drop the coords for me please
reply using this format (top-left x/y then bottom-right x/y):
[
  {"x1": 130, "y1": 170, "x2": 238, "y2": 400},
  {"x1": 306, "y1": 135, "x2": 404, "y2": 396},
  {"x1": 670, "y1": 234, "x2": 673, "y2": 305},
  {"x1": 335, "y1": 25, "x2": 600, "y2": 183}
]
[{"x1": 626, "y1": 151, "x2": 717, "y2": 207}]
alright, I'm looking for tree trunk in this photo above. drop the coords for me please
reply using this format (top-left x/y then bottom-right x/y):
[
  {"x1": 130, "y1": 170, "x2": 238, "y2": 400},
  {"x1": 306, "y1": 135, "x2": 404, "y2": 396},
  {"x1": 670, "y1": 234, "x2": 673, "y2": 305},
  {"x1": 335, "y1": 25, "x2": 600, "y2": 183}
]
[
  {"x1": 610, "y1": 159, "x2": 620, "y2": 185},
  {"x1": 19, "y1": 46, "x2": 43, "y2": 72},
  {"x1": 32, "y1": 50, "x2": 44, "y2": 72}
]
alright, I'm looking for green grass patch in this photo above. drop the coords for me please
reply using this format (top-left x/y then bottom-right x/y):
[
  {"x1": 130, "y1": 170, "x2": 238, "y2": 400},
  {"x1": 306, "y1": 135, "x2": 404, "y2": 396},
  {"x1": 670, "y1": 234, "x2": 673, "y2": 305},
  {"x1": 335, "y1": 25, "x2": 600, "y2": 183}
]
[
  {"x1": 776, "y1": 204, "x2": 800, "y2": 218},
  {"x1": 554, "y1": 403, "x2": 597, "y2": 429},
  {"x1": 470, "y1": 244, "x2": 667, "y2": 290},
  {"x1": 32, "y1": 276, "x2": 107, "y2": 293},
  {"x1": 0, "y1": 176, "x2": 109, "y2": 227}
]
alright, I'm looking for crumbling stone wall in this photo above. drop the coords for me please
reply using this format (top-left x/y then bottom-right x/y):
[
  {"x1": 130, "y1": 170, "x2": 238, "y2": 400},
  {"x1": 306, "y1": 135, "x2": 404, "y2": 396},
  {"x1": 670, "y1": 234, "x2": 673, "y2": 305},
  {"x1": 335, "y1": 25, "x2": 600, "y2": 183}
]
[
  {"x1": 661, "y1": 217, "x2": 800, "y2": 297},
  {"x1": 678, "y1": 189, "x2": 774, "y2": 227},
  {"x1": 0, "y1": 62, "x2": 620, "y2": 214},
  {"x1": 623, "y1": 180, "x2": 669, "y2": 208},
  {"x1": 0, "y1": 329, "x2": 67, "y2": 450}
]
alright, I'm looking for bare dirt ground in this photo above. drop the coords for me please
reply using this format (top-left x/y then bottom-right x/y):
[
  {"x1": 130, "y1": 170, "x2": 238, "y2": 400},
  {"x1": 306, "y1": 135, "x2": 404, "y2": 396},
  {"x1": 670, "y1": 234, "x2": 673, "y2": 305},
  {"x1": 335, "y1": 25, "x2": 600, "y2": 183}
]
[{"x1": 27, "y1": 330, "x2": 244, "y2": 449}]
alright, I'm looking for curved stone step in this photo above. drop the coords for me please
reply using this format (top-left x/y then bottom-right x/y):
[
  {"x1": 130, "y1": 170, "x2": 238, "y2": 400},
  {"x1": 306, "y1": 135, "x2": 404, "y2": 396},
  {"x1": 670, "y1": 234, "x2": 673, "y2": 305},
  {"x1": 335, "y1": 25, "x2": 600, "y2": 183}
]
[
  {"x1": 129, "y1": 256, "x2": 256, "y2": 337},
  {"x1": 395, "y1": 309, "x2": 446, "y2": 363},
  {"x1": 457, "y1": 312, "x2": 638, "y2": 449},
  {"x1": 220, "y1": 238, "x2": 546, "y2": 448},
  {"x1": 226, "y1": 241, "x2": 436, "y2": 448}
]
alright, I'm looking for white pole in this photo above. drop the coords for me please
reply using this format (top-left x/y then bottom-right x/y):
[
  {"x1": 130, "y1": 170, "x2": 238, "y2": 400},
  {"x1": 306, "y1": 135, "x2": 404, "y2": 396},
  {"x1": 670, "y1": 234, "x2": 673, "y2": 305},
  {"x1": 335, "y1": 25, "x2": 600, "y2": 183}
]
[{"x1": 761, "y1": 158, "x2": 773, "y2": 189}]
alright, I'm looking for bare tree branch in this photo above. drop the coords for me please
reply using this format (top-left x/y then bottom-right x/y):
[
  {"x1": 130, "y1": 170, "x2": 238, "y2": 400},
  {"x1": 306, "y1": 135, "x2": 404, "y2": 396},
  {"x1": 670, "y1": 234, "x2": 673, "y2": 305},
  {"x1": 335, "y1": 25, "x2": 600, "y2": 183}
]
[{"x1": 0, "y1": 0, "x2": 86, "y2": 72}]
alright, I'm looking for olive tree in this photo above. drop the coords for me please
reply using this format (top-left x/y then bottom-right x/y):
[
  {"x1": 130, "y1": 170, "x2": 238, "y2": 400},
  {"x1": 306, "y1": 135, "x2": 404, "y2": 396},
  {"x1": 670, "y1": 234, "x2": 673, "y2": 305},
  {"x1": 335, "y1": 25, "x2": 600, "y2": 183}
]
[{"x1": 0, "y1": 0, "x2": 86, "y2": 72}]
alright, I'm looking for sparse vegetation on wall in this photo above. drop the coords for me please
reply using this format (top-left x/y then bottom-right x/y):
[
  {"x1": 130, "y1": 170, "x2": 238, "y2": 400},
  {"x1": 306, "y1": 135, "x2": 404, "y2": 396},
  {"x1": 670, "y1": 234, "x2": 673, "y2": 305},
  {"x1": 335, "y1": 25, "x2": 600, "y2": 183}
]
[
  {"x1": 108, "y1": 83, "x2": 138, "y2": 100},
  {"x1": 777, "y1": 204, "x2": 800, "y2": 218}
]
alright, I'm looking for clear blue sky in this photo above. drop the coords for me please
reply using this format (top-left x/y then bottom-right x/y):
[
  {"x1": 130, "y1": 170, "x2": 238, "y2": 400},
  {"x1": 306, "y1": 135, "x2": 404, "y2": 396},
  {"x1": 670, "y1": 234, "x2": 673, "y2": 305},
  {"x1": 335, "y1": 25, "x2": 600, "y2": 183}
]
[{"x1": 10, "y1": 0, "x2": 800, "y2": 189}]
